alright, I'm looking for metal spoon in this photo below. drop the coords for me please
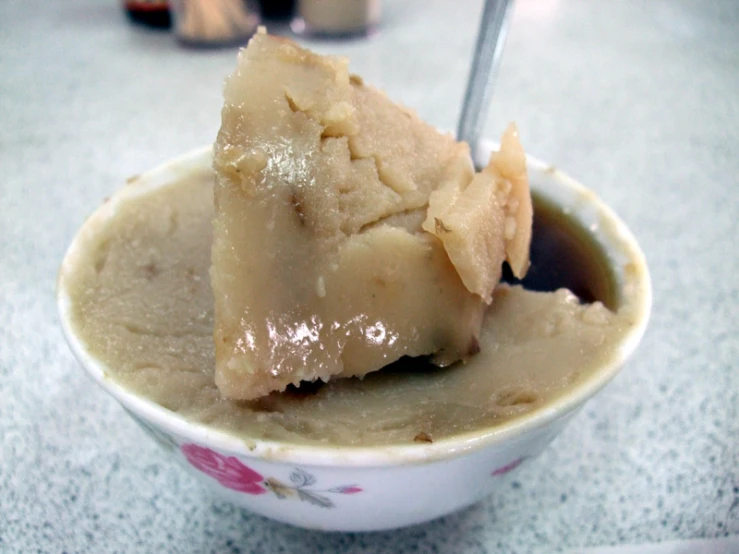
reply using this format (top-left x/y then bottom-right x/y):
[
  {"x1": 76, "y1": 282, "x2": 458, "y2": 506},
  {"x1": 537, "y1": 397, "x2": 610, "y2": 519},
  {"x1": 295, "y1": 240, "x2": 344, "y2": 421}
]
[{"x1": 456, "y1": 0, "x2": 516, "y2": 155}]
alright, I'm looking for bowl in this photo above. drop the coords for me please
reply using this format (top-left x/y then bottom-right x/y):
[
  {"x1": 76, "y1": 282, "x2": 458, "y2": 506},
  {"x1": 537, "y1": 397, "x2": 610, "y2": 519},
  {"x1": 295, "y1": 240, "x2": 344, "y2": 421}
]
[{"x1": 57, "y1": 142, "x2": 651, "y2": 532}]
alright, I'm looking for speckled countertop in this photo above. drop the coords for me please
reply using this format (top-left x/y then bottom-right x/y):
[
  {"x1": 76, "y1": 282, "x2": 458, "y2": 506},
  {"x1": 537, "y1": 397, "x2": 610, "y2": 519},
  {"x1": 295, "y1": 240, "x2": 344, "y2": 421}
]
[{"x1": 1, "y1": 1, "x2": 737, "y2": 552}]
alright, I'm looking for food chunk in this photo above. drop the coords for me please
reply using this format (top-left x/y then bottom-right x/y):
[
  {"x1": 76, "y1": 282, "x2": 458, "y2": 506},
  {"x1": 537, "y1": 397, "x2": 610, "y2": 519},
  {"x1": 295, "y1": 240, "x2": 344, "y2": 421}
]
[
  {"x1": 211, "y1": 29, "x2": 532, "y2": 399},
  {"x1": 422, "y1": 124, "x2": 532, "y2": 302}
]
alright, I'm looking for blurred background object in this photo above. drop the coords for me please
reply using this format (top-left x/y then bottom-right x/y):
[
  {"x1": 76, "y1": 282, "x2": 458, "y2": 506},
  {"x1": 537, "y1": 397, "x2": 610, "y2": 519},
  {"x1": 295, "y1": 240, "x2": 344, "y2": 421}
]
[
  {"x1": 123, "y1": 0, "x2": 172, "y2": 28},
  {"x1": 170, "y1": 0, "x2": 261, "y2": 46},
  {"x1": 292, "y1": 0, "x2": 381, "y2": 38},
  {"x1": 259, "y1": 0, "x2": 295, "y2": 21}
]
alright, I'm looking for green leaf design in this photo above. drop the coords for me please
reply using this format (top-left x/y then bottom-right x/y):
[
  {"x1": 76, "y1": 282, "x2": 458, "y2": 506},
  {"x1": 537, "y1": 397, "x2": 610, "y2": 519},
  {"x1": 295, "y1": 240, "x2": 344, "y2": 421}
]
[
  {"x1": 290, "y1": 467, "x2": 316, "y2": 488},
  {"x1": 297, "y1": 489, "x2": 333, "y2": 509}
]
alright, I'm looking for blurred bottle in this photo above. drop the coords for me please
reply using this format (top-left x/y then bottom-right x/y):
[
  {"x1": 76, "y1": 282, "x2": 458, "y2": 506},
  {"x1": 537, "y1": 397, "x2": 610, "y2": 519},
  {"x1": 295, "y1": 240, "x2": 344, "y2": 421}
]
[
  {"x1": 292, "y1": 0, "x2": 380, "y2": 38},
  {"x1": 259, "y1": 0, "x2": 295, "y2": 21},
  {"x1": 170, "y1": 0, "x2": 261, "y2": 47},
  {"x1": 123, "y1": 0, "x2": 172, "y2": 29}
]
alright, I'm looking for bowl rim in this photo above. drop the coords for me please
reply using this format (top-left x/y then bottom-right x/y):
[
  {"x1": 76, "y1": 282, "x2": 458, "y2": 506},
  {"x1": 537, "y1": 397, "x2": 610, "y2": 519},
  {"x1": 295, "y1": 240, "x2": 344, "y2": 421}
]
[{"x1": 57, "y1": 141, "x2": 652, "y2": 467}]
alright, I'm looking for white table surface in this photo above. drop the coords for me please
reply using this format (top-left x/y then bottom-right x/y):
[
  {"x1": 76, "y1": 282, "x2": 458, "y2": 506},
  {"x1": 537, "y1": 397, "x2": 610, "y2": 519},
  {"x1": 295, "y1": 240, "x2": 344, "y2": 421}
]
[{"x1": 1, "y1": 0, "x2": 737, "y2": 552}]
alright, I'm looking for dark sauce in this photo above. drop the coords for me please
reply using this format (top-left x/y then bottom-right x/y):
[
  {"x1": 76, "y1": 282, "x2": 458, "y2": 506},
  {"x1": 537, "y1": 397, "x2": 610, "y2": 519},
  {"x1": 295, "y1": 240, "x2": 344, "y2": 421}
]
[{"x1": 501, "y1": 193, "x2": 618, "y2": 311}]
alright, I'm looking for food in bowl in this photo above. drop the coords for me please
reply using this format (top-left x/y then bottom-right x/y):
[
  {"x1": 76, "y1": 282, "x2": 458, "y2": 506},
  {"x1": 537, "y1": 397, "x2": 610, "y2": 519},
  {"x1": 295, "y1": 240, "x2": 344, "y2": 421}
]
[
  {"x1": 60, "y1": 30, "x2": 640, "y2": 446},
  {"x1": 57, "y1": 144, "x2": 650, "y2": 530},
  {"x1": 59, "y1": 146, "x2": 635, "y2": 446},
  {"x1": 57, "y1": 31, "x2": 651, "y2": 531}
]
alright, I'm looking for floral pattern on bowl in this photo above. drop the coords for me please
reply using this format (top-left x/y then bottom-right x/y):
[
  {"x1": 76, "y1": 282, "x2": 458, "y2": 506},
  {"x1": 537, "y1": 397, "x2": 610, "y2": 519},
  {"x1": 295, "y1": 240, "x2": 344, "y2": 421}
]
[
  {"x1": 182, "y1": 444, "x2": 362, "y2": 508},
  {"x1": 492, "y1": 457, "x2": 526, "y2": 476}
]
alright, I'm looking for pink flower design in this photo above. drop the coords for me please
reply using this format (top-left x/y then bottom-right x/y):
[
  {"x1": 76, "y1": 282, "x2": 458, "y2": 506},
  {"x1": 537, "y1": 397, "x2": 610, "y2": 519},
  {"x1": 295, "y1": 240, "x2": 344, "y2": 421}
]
[
  {"x1": 180, "y1": 444, "x2": 364, "y2": 505},
  {"x1": 181, "y1": 444, "x2": 266, "y2": 495},
  {"x1": 330, "y1": 485, "x2": 362, "y2": 494},
  {"x1": 492, "y1": 457, "x2": 525, "y2": 476}
]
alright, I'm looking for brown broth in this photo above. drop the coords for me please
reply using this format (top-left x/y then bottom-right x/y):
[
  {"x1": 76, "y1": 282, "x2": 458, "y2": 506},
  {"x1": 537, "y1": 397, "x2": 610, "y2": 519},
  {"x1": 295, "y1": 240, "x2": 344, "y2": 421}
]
[{"x1": 502, "y1": 193, "x2": 618, "y2": 310}]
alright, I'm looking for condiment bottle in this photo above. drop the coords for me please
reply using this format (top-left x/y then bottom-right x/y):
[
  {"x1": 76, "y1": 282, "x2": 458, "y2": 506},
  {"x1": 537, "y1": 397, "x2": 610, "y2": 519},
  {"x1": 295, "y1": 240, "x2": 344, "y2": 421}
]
[
  {"x1": 259, "y1": 0, "x2": 295, "y2": 21},
  {"x1": 170, "y1": 0, "x2": 261, "y2": 47},
  {"x1": 291, "y1": 0, "x2": 381, "y2": 38},
  {"x1": 123, "y1": 0, "x2": 172, "y2": 29}
]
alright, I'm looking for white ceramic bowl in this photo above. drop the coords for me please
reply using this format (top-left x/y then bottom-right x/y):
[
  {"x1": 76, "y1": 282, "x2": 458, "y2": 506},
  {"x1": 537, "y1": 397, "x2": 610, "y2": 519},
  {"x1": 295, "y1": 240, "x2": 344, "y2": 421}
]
[{"x1": 57, "y1": 143, "x2": 651, "y2": 532}]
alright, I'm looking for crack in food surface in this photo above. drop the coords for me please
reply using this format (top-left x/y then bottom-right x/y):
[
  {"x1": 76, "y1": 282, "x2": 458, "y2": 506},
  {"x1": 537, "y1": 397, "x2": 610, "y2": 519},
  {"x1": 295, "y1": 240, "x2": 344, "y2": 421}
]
[{"x1": 121, "y1": 322, "x2": 211, "y2": 339}]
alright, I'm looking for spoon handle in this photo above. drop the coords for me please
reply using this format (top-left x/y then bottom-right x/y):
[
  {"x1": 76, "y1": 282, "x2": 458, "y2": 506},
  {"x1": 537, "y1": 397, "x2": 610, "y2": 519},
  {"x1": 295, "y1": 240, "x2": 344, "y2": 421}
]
[{"x1": 456, "y1": 0, "x2": 516, "y2": 156}]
